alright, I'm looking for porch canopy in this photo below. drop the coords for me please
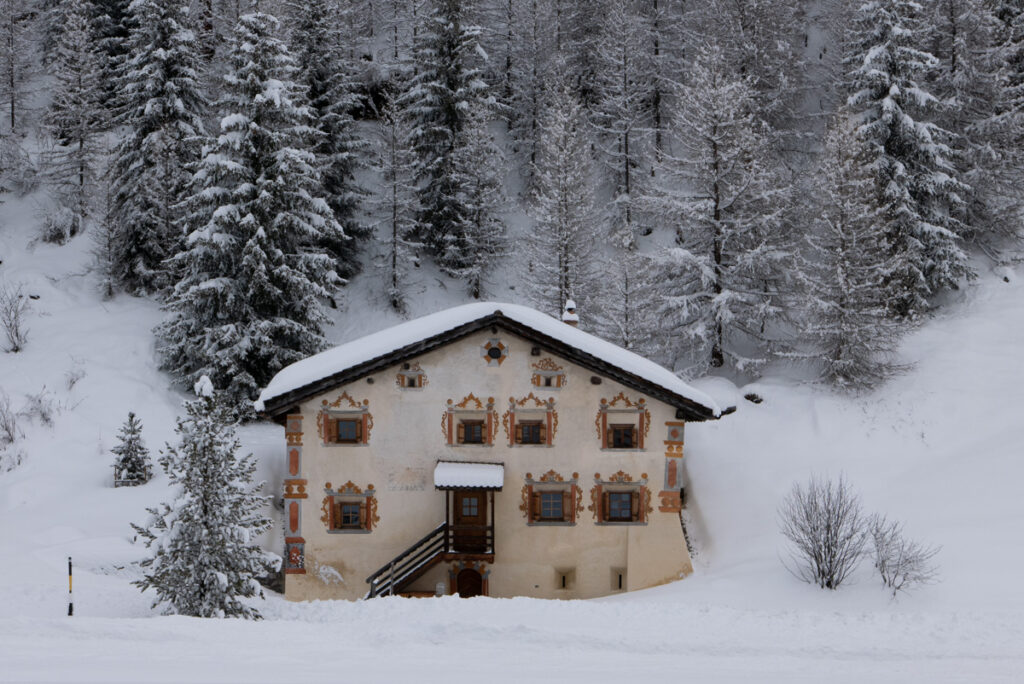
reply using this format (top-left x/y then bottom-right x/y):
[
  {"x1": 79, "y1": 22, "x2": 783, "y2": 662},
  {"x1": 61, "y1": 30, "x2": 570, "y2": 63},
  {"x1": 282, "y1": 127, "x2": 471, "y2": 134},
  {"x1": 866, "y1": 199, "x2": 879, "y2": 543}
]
[{"x1": 434, "y1": 461, "x2": 504, "y2": 490}]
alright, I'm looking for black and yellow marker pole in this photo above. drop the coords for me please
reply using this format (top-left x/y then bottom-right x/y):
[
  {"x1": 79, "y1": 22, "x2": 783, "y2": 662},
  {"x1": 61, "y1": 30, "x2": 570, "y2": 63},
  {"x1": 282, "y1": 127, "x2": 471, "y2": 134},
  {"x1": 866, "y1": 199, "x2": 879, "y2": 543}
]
[{"x1": 68, "y1": 556, "x2": 73, "y2": 616}]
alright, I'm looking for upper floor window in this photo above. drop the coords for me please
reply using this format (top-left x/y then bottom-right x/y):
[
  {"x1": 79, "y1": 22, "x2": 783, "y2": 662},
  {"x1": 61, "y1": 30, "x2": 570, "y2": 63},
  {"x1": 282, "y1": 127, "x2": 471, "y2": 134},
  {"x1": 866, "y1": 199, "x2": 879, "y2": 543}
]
[
  {"x1": 519, "y1": 420, "x2": 544, "y2": 445},
  {"x1": 609, "y1": 424, "x2": 636, "y2": 449},
  {"x1": 606, "y1": 492, "x2": 634, "y2": 521},
  {"x1": 596, "y1": 392, "x2": 648, "y2": 450},
  {"x1": 460, "y1": 420, "x2": 485, "y2": 444},
  {"x1": 319, "y1": 392, "x2": 372, "y2": 446},
  {"x1": 504, "y1": 394, "x2": 557, "y2": 447},
  {"x1": 445, "y1": 394, "x2": 497, "y2": 446},
  {"x1": 540, "y1": 491, "x2": 564, "y2": 521},
  {"x1": 335, "y1": 418, "x2": 362, "y2": 443}
]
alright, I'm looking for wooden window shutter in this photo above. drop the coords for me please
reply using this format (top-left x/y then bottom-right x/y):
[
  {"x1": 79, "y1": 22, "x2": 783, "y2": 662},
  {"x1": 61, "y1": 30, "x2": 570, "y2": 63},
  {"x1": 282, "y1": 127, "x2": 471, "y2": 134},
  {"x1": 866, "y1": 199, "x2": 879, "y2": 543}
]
[
  {"x1": 530, "y1": 491, "x2": 541, "y2": 523},
  {"x1": 556, "y1": 374, "x2": 563, "y2": 388},
  {"x1": 538, "y1": 422, "x2": 547, "y2": 444},
  {"x1": 359, "y1": 501, "x2": 368, "y2": 529},
  {"x1": 561, "y1": 490, "x2": 571, "y2": 522},
  {"x1": 569, "y1": 485, "x2": 577, "y2": 523},
  {"x1": 606, "y1": 428, "x2": 614, "y2": 448},
  {"x1": 325, "y1": 415, "x2": 339, "y2": 443},
  {"x1": 630, "y1": 491, "x2": 640, "y2": 522},
  {"x1": 457, "y1": 422, "x2": 466, "y2": 444},
  {"x1": 601, "y1": 490, "x2": 610, "y2": 522},
  {"x1": 515, "y1": 422, "x2": 523, "y2": 444},
  {"x1": 354, "y1": 418, "x2": 363, "y2": 442}
]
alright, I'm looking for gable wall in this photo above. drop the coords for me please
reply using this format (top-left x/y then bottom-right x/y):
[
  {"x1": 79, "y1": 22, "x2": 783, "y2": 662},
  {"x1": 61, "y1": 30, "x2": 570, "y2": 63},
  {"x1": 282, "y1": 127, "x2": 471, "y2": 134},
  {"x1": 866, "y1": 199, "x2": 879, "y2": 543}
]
[{"x1": 283, "y1": 327, "x2": 692, "y2": 600}]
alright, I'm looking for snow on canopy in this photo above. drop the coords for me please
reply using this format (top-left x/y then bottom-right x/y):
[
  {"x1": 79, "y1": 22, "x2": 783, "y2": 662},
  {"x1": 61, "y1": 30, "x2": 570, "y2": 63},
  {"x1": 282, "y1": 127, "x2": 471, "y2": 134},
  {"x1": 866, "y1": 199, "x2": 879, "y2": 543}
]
[
  {"x1": 434, "y1": 461, "x2": 505, "y2": 489},
  {"x1": 255, "y1": 302, "x2": 720, "y2": 416}
]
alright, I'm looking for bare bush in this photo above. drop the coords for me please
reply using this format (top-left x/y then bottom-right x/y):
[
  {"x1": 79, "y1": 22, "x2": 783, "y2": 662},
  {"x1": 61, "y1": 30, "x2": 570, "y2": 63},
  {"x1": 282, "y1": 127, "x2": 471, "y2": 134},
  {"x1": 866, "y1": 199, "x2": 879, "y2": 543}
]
[
  {"x1": 20, "y1": 387, "x2": 58, "y2": 427},
  {"x1": 779, "y1": 474, "x2": 869, "y2": 589},
  {"x1": 65, "y1": 364, "x2": 86, "y2": 390},
  {"x1": 869, "y1": 515, "x2": 940, "y2": 598},
  {"x1": 39, "y1": 206, "x2": 80, "y2": 244},
  {"x1": 0, "y1": 281, "x2": 31, "y2": 352},
  {"x1": 0, "y1": 390, "x2": 20, "y2": 446}
]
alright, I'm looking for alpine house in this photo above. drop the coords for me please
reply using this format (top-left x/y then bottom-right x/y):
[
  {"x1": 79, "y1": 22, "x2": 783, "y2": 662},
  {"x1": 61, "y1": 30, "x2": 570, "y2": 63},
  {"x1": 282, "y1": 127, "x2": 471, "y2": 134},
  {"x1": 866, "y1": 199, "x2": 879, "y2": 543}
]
[{"x1": 256, "y1": 302, "x2": 721, "y2": 600}]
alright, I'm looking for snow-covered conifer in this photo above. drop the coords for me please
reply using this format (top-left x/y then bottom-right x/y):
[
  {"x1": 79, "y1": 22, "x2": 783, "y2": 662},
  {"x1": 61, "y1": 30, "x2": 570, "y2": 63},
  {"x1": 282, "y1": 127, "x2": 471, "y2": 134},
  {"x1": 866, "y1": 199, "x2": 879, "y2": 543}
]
[
  {"x1": 112, "y1": 411, "x2": 153, "y2": 486},
  {"x1": 845, "y1": 0, "x2": 972, "y2": 317},
  {"x1": 652, "y1": 44, "x2": 793, "y2": 375},
  {"x1": 44, "y1": 0, "x2": 106, "y2": 232},
  {"x1": 401, "y1": 0, "x2": 495, "y2": 276},
  {"x1": 447, "y1": 108, "x2": 508, "y2": 299},
  {"x1": 156, "y1": 12, "x2": 343, "y2": 410},
  {"x1": 286, "y1": 0, "x2": 368, "y2": 280},
  {"x1": 523, "y1": 77, "x2": 600, "y2": 322},
  {"x1": 132, "y1": 388, "x2": 277, "y2": 618},
  {"x1": 108, "y1": 0, "x2": 207, "y2": 294},
  {"x1": 370, "y1": 91, "x2": 420, "y2": 313},
  {"x1": 591, "y1": 0, "x2": 653, "y2": 243},
  {"x1": 800, "y1": 119, "x2": 905, "y2": 390},
  {"x1": 0, "y1": 0, "x2": 37, "y2": 134}
]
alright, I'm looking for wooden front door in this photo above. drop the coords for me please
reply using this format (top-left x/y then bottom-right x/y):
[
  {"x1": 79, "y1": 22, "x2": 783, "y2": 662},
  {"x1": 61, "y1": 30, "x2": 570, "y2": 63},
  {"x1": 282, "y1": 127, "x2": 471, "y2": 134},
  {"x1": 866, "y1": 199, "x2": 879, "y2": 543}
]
[
  {"x1": 453, "y1": 490, "x2": 487, "y2": 553},
  {"x1": 456, "y1": 568, "x2": 483, "y2": 598}
]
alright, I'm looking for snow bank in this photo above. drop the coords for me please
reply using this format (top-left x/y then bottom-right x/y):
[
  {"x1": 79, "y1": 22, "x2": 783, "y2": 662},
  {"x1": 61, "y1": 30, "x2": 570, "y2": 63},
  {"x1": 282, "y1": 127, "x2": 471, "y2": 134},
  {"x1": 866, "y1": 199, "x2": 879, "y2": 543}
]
[{"x1": 256, "y1": 302, "x2": 719, "y2": 415}]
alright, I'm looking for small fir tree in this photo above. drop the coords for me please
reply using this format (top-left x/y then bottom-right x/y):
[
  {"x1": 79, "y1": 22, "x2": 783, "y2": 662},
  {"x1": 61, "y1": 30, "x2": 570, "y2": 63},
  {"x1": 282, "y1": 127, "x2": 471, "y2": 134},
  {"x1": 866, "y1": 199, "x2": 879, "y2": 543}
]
[
  {"x1": 132, "y1": 382, "x2": 278, "y2": 618},
  {"x1": 112, "y1": 411, "x2": 152, "y2": 486}
]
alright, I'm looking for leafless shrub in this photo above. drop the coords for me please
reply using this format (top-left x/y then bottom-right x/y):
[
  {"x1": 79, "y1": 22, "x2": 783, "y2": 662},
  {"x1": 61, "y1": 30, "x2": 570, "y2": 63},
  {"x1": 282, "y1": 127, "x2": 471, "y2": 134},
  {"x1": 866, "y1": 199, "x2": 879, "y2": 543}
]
[
  {"x1": 20, "y1": 386, "x2": 58, "y2": 427},
  {"x1": 65, "y1": 365, "x2": 86, "y2": 390},
  {"x1": 39, "y1": 206, "x2": 79, "y2": 244},
  {"x1": 0, "y1": 390, "x2": 20, "y2": 446},
  {"x1": 779, "y1": 474, "x2": 869, "y2": 589},
  {"x1": 869, "y1": 515, "x2": 940, "y2": 598},
  {"x1": 0, "y1": 281, "x2": 31, "y2": 352}
]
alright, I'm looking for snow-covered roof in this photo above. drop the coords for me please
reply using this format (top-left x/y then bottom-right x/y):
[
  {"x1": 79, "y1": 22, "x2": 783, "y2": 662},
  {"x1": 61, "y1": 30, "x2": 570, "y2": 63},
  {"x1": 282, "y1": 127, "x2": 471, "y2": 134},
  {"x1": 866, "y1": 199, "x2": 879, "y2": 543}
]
[
  {"x1": 434, "y1": 461, "x2": 505, "y2": 489},
  {"x1": 256, "y1": 302, "x2": 720, "y2": 419}
]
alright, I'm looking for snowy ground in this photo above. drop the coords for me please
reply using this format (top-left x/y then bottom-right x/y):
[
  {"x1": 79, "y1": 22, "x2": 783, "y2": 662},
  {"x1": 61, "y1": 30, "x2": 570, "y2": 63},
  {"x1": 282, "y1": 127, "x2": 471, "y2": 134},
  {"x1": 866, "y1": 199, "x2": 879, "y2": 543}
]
[{"x1": 2, "y1": 190, "x2": 1024, "y2": 681}]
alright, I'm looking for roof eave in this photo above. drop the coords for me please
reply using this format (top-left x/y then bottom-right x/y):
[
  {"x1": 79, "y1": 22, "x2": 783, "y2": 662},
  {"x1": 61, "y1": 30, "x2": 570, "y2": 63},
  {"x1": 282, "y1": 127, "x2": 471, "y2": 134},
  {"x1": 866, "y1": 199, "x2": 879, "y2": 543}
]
[{"x1": 259, "y1": 313, "x2": 719, "y2": 422}]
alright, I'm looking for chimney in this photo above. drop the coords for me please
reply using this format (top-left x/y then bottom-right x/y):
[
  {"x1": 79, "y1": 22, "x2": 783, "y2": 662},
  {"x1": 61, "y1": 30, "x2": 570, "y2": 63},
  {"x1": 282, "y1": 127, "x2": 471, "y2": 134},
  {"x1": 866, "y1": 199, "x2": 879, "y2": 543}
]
[{"x1": 562, "y1": 299, "x2": 579, "y2": 327}]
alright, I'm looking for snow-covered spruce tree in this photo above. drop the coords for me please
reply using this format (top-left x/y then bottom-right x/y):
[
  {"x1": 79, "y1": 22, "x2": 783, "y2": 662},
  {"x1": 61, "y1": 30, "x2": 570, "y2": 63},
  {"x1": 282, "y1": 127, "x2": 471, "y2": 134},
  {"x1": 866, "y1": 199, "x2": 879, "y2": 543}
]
[
  {"x1": 90, "y1": 0, "x2": 134, "y2": 113},
  {"x1": 286, "y1": 0, "x2": 368, "y2": 280},
  {"x1": 111, "y1": 411, "x2": 152, "y2": 486},
  {"x1": 972, "y1": 1, "x2": 1024, "y2": 252},
  {"x1": 0, "y1": 0, "x2": 36, "y2": 134},
  {"x1": 684, "y1": 0, "x2": 805, "y2": 151},
  {"x1": 156, "y1": 12, "x2": 344, "y2": 411},
  {"x1": 370, "y1": 90, "x2": 420, "y2": 313},
  {"x1": 44, "y1": 0, "x2": 106, "y2": 233},
  {"x1": 594, "y1": 248, "x2": 662, "y2": 357},
  {"x1": 132, "y1": 383, "x2": 278, "y2": 618},
  {"x1": 844, "y1": 0, "x2": 972, "y2": 318},
  {"x1": 401, "y1": 0, "x2": 496, "y2": 277},
  {"x1": 447, "y1": 107, "x2": 508, "y2": 299},
  {"x1": 651, "y1": 44, "x2": 793, "y2": 375},
  {"x1": 927, "y1": 0, "x2": 1006, "y2": 250},
  {"x1": 523, "y1": 76, "x2": 601, "y2": 322},
  {"x1": 506, "y1": 0, "x2": 556, "y2": 187},
  {"x1": 799, "y1": 119, "x2": 906, "y2": 390},
  {"x1": 108, "y1": 0, "x2": 207, "y2": 295},
  {"x1": 592, "y1": 0, "x2": 654, "y2": 243}
]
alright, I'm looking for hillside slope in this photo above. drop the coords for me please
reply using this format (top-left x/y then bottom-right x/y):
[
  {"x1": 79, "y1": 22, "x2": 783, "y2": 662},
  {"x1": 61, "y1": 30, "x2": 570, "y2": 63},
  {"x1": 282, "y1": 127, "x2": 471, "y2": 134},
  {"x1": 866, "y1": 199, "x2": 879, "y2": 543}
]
[{"x1": 1, "y1": 192, "x2": 1023, "y2": 681}]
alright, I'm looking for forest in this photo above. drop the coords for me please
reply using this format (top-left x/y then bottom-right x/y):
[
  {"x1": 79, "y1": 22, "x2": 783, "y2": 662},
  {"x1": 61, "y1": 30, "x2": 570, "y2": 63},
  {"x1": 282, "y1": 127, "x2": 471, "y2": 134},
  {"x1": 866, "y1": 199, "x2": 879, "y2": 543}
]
[{"x1": 2, "y1": 0, "x2": 1022, "y2": 411}]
